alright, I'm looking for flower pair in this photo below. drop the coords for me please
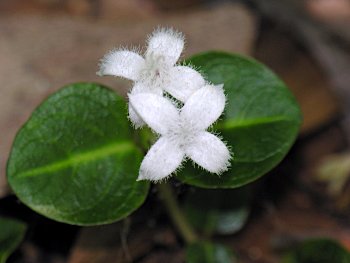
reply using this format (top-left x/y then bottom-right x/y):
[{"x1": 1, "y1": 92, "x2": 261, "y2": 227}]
[{"x1": 98, "y1": 28, "x2": 231, "y2": 181}]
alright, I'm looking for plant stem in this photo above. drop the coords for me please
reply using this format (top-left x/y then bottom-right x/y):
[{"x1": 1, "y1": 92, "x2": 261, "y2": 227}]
[{"x1": 157, "y1": 182, "x2": 198, "y2": 244}]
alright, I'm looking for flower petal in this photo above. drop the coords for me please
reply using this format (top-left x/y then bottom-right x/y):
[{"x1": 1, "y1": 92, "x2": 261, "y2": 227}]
[
  {"x1": 128, "y1": 81, "x2": 165, "y2": 128},
  {"x1": 130, "y1": 82, "x2": 163, "y2": 96},
  {"x1": 165, "y1": 66, "x2": 206, "y2": 102},
  {"x1": 138, "y1": 137, "x2": 184, "y2": 181},
  {"x1": 185, "y1": 132, "x2": 231, "y2": 174},
  {"x1": 97, "y1": 49, "x2": 145, "y2": 81},
  {"x1": 128, "y1": 93, "x2": 179, "y2": 135},
  {"x1": 128, "y1": 104, "x2": 145, "y2": 128},
  {"x1": 181, "y1": 84, "x2": 226, "y2": 130},
  {"x1": 146, "y1": 28, "x2": 184, "y2": 66}
]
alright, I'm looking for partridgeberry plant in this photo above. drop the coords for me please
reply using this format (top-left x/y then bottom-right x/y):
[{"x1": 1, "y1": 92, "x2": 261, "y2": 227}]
[
  {"x1": 99, "y1": 28, "x2": 231, "y2": 181},
  {"x1": 6, "y1": 26, "x2": 301, "y2": 260}
]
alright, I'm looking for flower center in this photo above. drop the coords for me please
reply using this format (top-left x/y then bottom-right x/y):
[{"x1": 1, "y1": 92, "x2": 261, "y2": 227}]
[
  {"x1": 141, "y1": 52, "x2": 170, "y2": 87},
  {"x1": 168, "y1": 119, "x2": 199, "y2": 149}
]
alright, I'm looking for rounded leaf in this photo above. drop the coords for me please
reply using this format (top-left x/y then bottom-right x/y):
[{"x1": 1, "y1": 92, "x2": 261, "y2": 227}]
[
  {"x1": 283, "y1": 239, "x2": 350, "y2": 263},
  {"x1": 179, "y1": 52, "x2": 302, "y2": 188},
  {"x1": 0, "y1": 217, "x2": 27, "y2": 263},
  {"x1": 186, "y1": 242, "x2": 237, "y2": 263},
  {"x1": 7, "y1": 83, "x2": 149, "y2": 225},
  {"x1": 184, "y1": 187, "x2": 252, "y2": 236}
]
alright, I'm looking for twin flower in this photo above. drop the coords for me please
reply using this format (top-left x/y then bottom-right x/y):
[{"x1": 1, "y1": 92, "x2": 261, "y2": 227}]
[{"x1": 98, "y1": 28, "x2": 231, "y2": 182}]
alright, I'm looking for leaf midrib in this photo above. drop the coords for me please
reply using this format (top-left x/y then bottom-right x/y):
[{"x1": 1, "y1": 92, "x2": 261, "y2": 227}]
[
  {"x1": 218, "y1": 115, "x2": 295, "y2": 130},
  {"x1": 16, "y1": 141, "x2": 135, "y2": 178}
]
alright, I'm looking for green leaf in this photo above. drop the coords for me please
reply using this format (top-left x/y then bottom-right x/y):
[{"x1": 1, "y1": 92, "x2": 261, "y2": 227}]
[
  {"x1": 186, "y1": 242, "x2": 237, "y2": 263},
  {"x1": 0, "y1": 217, "x2": 27, "y2": 263},
  {"x1": 184, "y1": 187, "x2": 252, "y2": 236},
  {"x1": 283, "y1": 238, "x2": 350, "y2": 263},
  {"x1": 179, "y1": 52, "x2": 302, "y2": 188},
  {"x1": 7, "y1": 83, "x2": 149, "y2": 225}
]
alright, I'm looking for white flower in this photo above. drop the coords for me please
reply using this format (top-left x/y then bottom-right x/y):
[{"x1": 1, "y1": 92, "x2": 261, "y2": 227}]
[
  {"x1": 98, "y1": 27, "x2": 232, "y2": 181},
  {"x1": 129, "y1": 84, "x2": 231, "y2": 182},
  {"x1": 98, "y1": 28, "x2": 205, "y2": 127}
]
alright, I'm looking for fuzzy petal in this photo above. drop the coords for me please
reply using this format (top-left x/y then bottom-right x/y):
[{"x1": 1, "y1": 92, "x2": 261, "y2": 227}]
[
  {"x1": 185, "y1": 132, "x2": 231, "y2": 174},
  {"x1": 138, "y1": 137, "x2": 184, "y2": 181},
  {"x1": 128, "y1": 93, "x2": 179, "y2": 135},
  {"x1": 165, "y1": 66, "x2": 206, "y2": 102},
  {"x1": 128, "y1": 104, "x2": 145, "y2": 128},
  {"x1": 146, "y1": 28, "x2": 184, "y2": 66},
  {"x1": 130, "y1": 82, "x2": 163, "y2": 96},
  {"x1": 181, "y1": 84, "x2": 226, "y2": 130},
  {"x1": 128, "y1": 81, "x2": 163, "y2": 128},
  {"x1": 97, "y1": 50, "x2": 145, "y2": 81}
]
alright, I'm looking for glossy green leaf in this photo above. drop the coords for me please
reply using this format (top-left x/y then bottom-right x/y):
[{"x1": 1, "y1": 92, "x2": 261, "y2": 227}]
[
  {"x1": 186, "y1": 242, "x2": 237, "y2": 263},
  {"x1": 184, "y1": 187, "x2": 252, "y2": 236},
  {"x1": 179, "y1": 52, "x2": 302, "y2": 188},
  {"x1": 283, "y1": 239, "x2": 350, "y2": 263},
  {"x1": 0, "y1": 217, "x2": 27, "y2": 263},
  {"x1": 7, "y1": 83, "x2": 149, "y2": 225}
]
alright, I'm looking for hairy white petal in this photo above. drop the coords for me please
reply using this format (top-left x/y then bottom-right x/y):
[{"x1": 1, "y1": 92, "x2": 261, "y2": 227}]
[
  {"x1": 146, "y1": 28, "x2": 184, "y2": 66},
  {"x1": 181, "y1": 84, "x2": 226, "y2": 130},
  {"x1": 127, "y1": 83, "x2": 162, "y2": 129},
  {"x1": 97, "y1": 50, "x2": 145, "y2": 81},
  {"x1": 128, "y1": 104, "x2": 145, "y2": 128},
  {"x1": 165, "y1": 66, "x2": 206, "y2": 102},
  {"x1": 185, "y1": 132, "x2": 231, "y2": 174},
  {"x1": 130, "y1": 82, "x2": 163, "y2": 96},
  {"x1": 138, "y1": 137, "x2": 184, "y2": 181},
  {"x1": 128, "y1": 93, "x2": 179, "y2": 135}
]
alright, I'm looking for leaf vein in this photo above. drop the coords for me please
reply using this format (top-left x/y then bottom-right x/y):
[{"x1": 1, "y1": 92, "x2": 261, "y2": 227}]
[{"x1": 16, "y1": 141, "x2": 135, "y2": 178}]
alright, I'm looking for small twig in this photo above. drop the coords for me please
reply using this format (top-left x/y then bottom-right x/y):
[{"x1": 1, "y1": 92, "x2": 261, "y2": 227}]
[{"x1": 157, "y1": 182, "x2": 198, "y2": 244}]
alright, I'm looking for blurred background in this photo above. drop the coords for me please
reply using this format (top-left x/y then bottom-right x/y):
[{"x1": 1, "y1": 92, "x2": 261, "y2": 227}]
[{"x1": 1, "y1": 0, "x2": 350, "y2": 262}]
